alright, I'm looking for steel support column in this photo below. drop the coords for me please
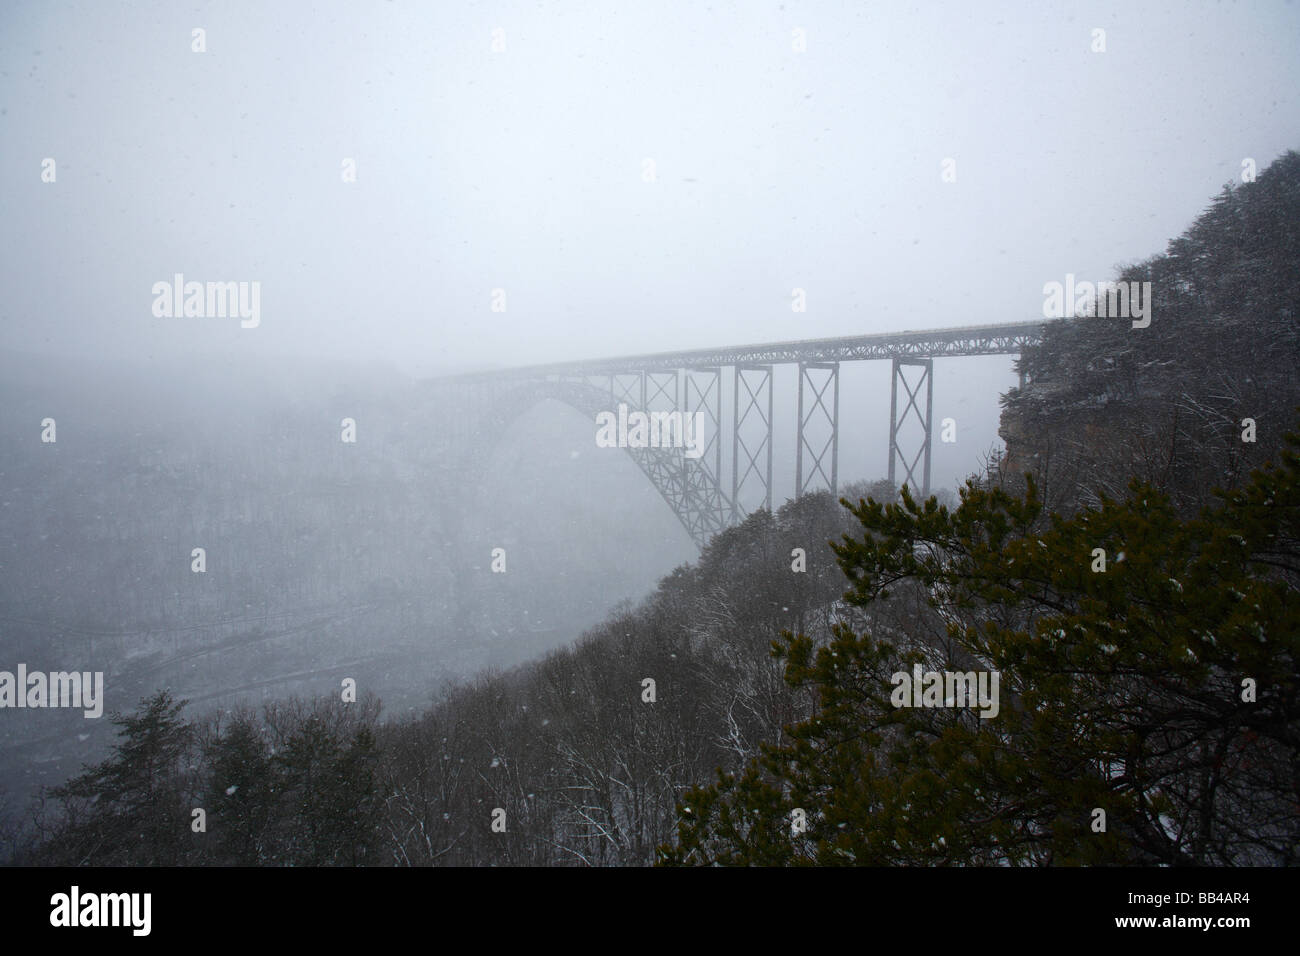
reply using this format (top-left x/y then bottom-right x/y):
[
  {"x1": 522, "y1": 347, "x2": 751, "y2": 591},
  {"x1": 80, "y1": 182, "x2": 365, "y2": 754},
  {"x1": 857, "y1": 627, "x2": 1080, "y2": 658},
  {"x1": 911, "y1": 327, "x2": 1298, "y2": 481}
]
[
  {"x1": 643, "y1": 368, "x2": 683, "y2": 526},
  {"x1": 796, "y1": 361, "x2": 839, "y2": 497},
  {"x1": 888, "y1": 357, "x2": 933, "y2": 497},
  {"x1": 732, "y1": 364, "x2": 773, "y2": 519},
  {"x1": 684, "y1": 367, "x2": 728, "y2": 532}
]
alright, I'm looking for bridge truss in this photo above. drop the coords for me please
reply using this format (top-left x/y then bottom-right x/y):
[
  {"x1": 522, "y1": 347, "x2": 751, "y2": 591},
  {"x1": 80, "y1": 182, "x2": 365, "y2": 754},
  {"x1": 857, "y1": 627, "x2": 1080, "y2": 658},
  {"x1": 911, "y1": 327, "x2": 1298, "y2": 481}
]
[{"x1": 431, "y1": 321, "x2": 1046, "y2": 547}]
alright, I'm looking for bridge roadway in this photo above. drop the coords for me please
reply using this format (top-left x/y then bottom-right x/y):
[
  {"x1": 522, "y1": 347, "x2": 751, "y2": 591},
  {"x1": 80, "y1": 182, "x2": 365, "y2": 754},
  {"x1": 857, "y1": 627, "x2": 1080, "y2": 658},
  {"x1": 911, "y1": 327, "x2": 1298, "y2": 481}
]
[
  {"x1": 440, "y1": 320, "x2": 1047, "y2": 381},
  {"x1": 429, "y1": 320, "x2": 1050, "y2": 546}
]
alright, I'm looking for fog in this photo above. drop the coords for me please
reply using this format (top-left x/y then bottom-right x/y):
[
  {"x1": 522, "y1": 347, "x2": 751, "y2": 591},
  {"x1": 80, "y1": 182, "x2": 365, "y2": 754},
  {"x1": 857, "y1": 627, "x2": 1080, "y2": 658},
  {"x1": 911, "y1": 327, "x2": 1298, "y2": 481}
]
[
  {"x1": 4, "y1": 1, "x2": 1297, "y2": 373},
  {"x1": 1, "y1": 0, "x2": 1298, "y2": 844}
]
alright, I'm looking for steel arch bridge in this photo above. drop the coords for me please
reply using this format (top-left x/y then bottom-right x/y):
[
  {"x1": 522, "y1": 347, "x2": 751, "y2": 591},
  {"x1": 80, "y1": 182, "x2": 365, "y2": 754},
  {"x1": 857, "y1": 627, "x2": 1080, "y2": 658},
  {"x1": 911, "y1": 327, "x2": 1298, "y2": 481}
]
[{"x1": 428, "y1": 320, "x2": 1047, "y2": 547}]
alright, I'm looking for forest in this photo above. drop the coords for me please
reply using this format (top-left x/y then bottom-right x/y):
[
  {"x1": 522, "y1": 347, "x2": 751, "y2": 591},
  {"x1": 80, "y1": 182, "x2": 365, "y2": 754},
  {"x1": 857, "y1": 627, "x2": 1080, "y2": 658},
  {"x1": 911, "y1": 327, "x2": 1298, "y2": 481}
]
[{"x1": 4, "y1": 153, "x2": 1298, "y2": 868}]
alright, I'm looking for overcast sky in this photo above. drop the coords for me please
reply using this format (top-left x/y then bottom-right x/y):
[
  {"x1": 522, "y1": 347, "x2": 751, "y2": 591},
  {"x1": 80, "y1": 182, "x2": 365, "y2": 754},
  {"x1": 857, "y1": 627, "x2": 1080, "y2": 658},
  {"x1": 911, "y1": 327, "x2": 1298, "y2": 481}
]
[{"x1": 2, "y1": 0, "x2": 1297, "y2": 384}]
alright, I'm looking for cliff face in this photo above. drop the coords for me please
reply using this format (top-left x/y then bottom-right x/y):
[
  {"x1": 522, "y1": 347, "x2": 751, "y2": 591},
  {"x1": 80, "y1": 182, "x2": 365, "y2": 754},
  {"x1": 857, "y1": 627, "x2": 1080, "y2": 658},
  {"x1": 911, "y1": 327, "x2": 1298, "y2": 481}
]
[{"x1": 997, "y1": 151, "x2": 1300, "y2": 512}]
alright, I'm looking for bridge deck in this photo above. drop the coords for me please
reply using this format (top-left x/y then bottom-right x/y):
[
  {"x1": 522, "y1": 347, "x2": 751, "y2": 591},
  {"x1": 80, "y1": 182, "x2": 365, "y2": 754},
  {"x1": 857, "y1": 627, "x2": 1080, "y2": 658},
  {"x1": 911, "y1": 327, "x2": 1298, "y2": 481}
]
[{"x1": 435, "y1": 320, "x2": 1048, "y2": 382}]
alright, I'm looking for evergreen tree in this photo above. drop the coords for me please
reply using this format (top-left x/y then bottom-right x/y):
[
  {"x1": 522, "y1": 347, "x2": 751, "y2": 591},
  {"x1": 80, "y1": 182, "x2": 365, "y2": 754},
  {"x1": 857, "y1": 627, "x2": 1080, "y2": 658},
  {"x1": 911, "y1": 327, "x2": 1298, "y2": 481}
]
[
  {"x1": 205, "y1": 713, "x2": 275, "y2": 865},
  {"x1": 270, "y1": 711, "x2": 384, "y2": 866},
  {"x1": 663, "y1": 426, "x2": 1299, "y2": 866},
  {"x1": 43, "y1": 690, "x2": 195, "y2": 865}
]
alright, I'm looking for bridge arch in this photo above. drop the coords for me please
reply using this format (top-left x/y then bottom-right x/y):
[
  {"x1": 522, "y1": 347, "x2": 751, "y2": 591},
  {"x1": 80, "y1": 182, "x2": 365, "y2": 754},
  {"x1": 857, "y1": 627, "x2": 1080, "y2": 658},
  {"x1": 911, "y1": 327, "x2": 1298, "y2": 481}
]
[{"x1": 450, "y1": 379, "x2": 732, "y2": 547}]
